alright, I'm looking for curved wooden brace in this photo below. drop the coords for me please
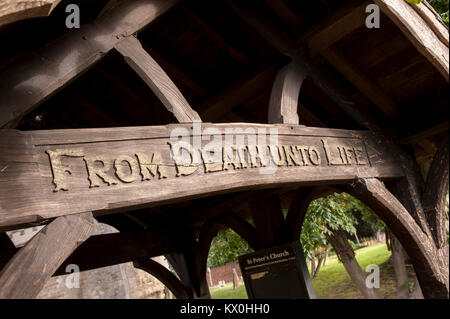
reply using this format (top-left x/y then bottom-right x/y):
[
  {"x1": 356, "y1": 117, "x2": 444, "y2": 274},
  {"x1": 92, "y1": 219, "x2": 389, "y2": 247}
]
[
  {"x1": 422, "y1": 137, "x2": 449, "y2": 248},
  {"x1": 0, "y1": 212, "x2": 94, "y2": 299},
  {"x1": 345, "y1": 178, "x2": 448, "y2": 298},
  {"x1": 215, "y1": 212, "x2": 259, "y2": 250},
  {"x1": 285, "y1": 186, "x2": 341, "y2": 240},
  {"x1": 268, "y1": 62, "x2": 305, "y2": 124},
  {"x1": 115, "y1": 36, "x2": 201, "y2": 123},
  {"x1": 0, "y1": 0, "x2": 61, "y2": 27},
  {"x1": 194, "y1": 222, "x2": 223, "y2": 298},
  {"x1": 133, "y1": 258, "x2": 189, "y2": 299}
]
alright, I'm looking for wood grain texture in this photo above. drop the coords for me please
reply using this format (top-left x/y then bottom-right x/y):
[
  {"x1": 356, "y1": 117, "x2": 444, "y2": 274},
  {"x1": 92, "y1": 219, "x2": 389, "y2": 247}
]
[
  {"x1": 322, "y1": 47, "x2": 400, "y2": 118},
  {"x1": 115, "y1": 36, "x2": 201, "y2": 123},
  {"x1": 347, "y1": 178, "x2": 448, "y2": 298},
  {"x1": 374, "y1": 0, "x2": 449, "y2": 81},
  {"x1": 0, "y1": 212, "x2": 94, "y2": 299},
  {"x1": 268, "y1": 62, "x2": 304, "y2": 125},
  {"x1": 53, "y1": 229, "x2": 178, "y2": 275},
  {"x1": 0, "y1": 124, "x2": 404, "y2": 231},
  {"x1": 134, "y1": 258, "x2": 189, "y2": 299},
  {"x1": 0, "y1": 0, "x2": 179, "y2": 128},
  {"x1": 299, "y1": 0, "x2": 370, "y2": 54},
  {"x1": 0, "y1": 0, "x2": 61, "y2": 26},
  {"x1": 411, "y1": 1, "x2": 449, "y2": 47},
  {"x1": 422, "y1": 137, "x2": 449, "y2": 248}
]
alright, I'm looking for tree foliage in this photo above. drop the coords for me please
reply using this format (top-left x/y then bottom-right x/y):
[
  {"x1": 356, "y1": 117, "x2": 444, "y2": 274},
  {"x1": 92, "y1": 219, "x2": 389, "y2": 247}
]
[
  {"x1": 207, "y1": 229, "x2": 253, "y2": 268},
  {"x1": 428, "y1": 0, "x2": 449, "y2": 25},
  {"x1": 300, "y1": 192, "x2": 380, "y2": 260},
  {"x1": 301, "y1": 193, "x2": 357, "y2": 259}
]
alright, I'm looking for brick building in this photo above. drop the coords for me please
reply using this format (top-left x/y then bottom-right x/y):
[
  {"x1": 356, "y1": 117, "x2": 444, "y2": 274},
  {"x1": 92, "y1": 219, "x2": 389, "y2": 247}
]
[{"x1": 207, "y1": 263, "x2": 242, "y2": 288}]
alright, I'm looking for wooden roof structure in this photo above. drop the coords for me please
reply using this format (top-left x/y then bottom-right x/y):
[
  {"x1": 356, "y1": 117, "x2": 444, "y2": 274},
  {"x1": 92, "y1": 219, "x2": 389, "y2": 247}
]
[{"x1": 0, "y1": 0, "x2": 448, "y2": 299}]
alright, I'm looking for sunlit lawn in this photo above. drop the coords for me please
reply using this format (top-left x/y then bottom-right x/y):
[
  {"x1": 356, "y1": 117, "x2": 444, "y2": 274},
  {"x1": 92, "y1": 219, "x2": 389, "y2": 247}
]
[{"x1": 210, "y1": 243, "x2": 412, "y2": 299}]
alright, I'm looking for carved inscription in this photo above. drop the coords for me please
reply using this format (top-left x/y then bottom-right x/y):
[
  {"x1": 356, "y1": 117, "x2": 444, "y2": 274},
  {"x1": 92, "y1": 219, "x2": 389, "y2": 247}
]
[{"x1": 46, "y1": 138, "x2": 368, "y2": 192}]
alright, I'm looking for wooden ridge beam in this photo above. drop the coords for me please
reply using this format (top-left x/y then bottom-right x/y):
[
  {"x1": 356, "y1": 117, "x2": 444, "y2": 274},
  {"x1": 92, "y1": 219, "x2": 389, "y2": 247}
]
[
  {"x1": 0, "y1": 0, "x2": 179, "y2": 128},
  {"x1": 0, "y1": 212, "x2": 94, "y2": 299},
  {"x1": 115, "y1": 36, "x2": 201, "y2": 123}
]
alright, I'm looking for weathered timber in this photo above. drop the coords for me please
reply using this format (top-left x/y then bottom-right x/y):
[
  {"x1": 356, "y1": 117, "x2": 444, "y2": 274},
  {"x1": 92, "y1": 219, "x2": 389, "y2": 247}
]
[
  {"x1": 374, "y1": 0, "x2": 449, "y2": 81},
  {"x1": 298, "y1": 0, "x2": 370, "y2": 54},
  {"x1": 0, "y1": 212, "x2": 94, "y2": 299},
  {"x1": 133, "y1": 258, "x2": 189, "y2": 299},
  {"x1": 216, "y1": 213, "x2": 259, "y2": 250},
  {"x1": 322, "y1": 47, "x2": 399, "y2": 118},
  {"x1": 53, "y1": 229, "x2": 178, "y2": 275},
  {"x1": 227, "y1": 0, "x2": 432, "y2": 236},
  {"x1": 0, "y1": 0, "x2": 61, "y2": 26},
  {"x1": 0, "y1": 233, "x2": 16, "y2": 271},
  {"x1": 0, "y1": 0, "x2": 179, "y2": 128},
  {"x1": 166, "y1": 224, "x2": 221, "y2": 300},
  {"x1": 0, "y1": 123, "x2": 404, "y2": 230},
  {"x1": 422, "y1": 137, "x2": 449, "y2": 248},
  {"x1": 115, "y1": 36, "x2": 201, "y2": 123},
  {"x1": 268, "y1": 62, "x2": 304, "y2": 125},
  {"x1": 399, "y1": 121, "x2": 449, "y2": 145},
  {"x1": 411, "y1": 1, "x2": 449, "y2": 47},
  {"x1": 194, "y1": 222, "x2": 222, "y2": 298},
  {"x1": 346, "y1": 178, "x2": 448, "y2": 298},
  {"x1": 250, "y1": 192, "x2": 286, "y2": 248}
]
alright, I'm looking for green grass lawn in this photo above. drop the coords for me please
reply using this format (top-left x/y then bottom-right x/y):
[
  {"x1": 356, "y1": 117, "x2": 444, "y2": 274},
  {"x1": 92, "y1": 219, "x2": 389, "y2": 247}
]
[{"x1": 210, "y1": 243, "x2": 414, "y2": 299}]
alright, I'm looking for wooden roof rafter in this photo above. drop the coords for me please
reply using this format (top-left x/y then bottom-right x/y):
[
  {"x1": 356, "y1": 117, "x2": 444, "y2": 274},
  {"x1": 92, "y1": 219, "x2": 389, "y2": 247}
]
[{"x1": 0, "y1": 0, "x2": 197, "y2": 128}]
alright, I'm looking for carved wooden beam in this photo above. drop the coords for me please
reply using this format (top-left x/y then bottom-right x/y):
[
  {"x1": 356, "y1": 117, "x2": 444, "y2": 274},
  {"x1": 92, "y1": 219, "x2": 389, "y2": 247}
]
[
  {"x1": 0, "y1": 0, "x2": 179, "y2": 128},
  {"x1": 0, "y1": 0, "x2": 62, "y2": 27},
  {"x1": 115, "y1": 36, "x2": 201, "y2": 123},
  {"x1": 133, "y1": 258, "x2": 189, "y2": 299},
  {"x1": 374, "y1": 0, "x2": 449, "y2": 81},
  {"x1": 0, "y1": 124, "x2": 404, "y2": 230},
  {"x1": 422, "y1": 137, "x2": 449, "y2": 248},
  {"x1": 268, "y1": 62, "x2": 305, "y2": 125},
  {"x1": 0, "y1": 212, "x2": 94, "y2": 299}
]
